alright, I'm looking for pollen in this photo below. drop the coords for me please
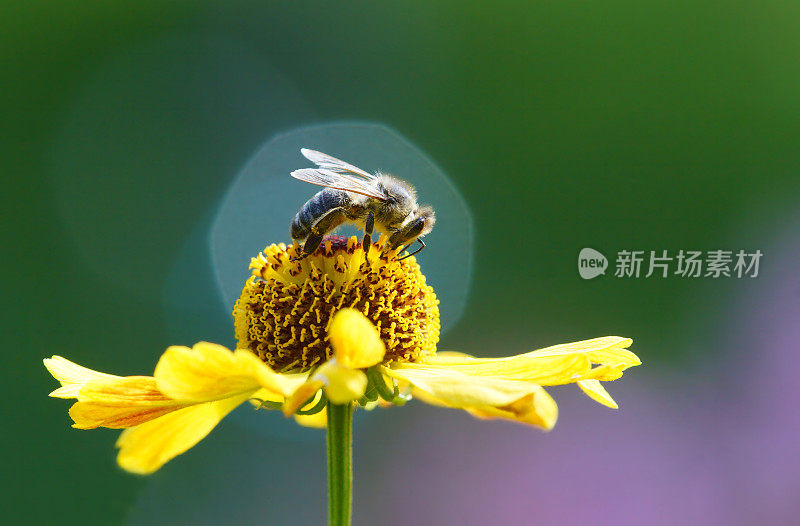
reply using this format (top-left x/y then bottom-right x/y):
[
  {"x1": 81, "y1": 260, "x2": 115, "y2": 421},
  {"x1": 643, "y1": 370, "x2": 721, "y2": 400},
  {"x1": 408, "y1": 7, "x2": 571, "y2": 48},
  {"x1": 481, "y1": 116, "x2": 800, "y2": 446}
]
[{"x1": 233, "y1": 235, "x2": 440, "y2": 372}]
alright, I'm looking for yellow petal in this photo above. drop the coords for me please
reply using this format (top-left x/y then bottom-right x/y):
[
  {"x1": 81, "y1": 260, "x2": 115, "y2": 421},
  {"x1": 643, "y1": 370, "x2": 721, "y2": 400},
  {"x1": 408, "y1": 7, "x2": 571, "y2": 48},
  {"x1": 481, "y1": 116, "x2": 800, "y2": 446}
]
[
  {"x1": 247, "y1": 373, "x2": 308, "y2": 408},
  {"x1": 577, "y1": 379, "x2": 618, "y2": 409},
  {"x1": 314, "y1": 359, "x2": 368, "y2": 404},
  {"x1": 423, "y1": 351, "x2": 474, "y2": 365},
  {"x1": 69, "y1": 376, "x2": 187, "y2": 429},
  {"x1": 43, "y1": 356, "x2": 121, "y2": 399},
  {"x1": 115, "y1": 392, "x2": 253, "y2": 474},
  {"x1": 70, "y1": 401, "x2": 187, "y2": 429},
  {"x1": 294, "y1": 408, "x2": 327, "y2": 428},
  {"x1": 417, "y1": 353, "x2": 591, "y2": 385},
  {"x1": 154, "y1": 343, "x2": 303, "y2": 402},
  {"x1": 283, "y1": 380, "x2": 324, "y2": 417},
  {"x1": 385, "y1": 365, "x2": 556, "y2": 428},
  {"x1": 466, "y1": 388, "x2": 559, "y2": 430},
  {"x1": 328, "y1": 308, "x2": 385, "y2": 369},
  {"x1": 578, "y1": 363, "x2": 626, "y2": 382},
  {"x1": 419, "y1": 336, "x2": 639, "y2": 386},
  {"x1": 523, "y1": 337, "x2": 640, "y2": 367},
  {"x1": 248, "y1": 387, "x2": 282, "y2": 407},
  {"x1": 78, "y1": 376, "x2": 171, "y2": 404}
]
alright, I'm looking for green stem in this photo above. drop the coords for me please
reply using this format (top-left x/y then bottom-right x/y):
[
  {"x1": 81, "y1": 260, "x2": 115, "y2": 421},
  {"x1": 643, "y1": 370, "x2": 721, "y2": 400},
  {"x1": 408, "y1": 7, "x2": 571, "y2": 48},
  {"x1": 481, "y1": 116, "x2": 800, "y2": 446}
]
[{"x1": 326, "y1": 401, "x2": 353, "y2": 526}]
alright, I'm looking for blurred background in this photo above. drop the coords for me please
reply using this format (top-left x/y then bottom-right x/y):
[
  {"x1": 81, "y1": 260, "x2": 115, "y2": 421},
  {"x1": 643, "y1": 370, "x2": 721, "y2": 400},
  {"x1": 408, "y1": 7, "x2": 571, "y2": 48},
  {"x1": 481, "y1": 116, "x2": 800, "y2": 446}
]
[{"x1": 3, "y1": 1, "x2": 799, "y2": 524}]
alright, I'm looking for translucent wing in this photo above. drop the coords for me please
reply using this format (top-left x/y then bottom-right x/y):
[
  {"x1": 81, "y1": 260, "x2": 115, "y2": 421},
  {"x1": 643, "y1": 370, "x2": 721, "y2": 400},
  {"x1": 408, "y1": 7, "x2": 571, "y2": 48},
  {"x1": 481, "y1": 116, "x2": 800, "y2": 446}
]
[
  {"x1": 290, "y1": 167, "x2": 388, "y2": 200},
  {"x1": 300, "y1": 148, "x2": 376, "y2": 181}
]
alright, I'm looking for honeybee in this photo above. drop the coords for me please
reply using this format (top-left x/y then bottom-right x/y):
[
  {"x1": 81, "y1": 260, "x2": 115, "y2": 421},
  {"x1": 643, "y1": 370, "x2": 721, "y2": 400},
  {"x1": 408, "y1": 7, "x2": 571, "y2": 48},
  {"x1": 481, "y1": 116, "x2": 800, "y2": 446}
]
[{"x1": 290, "y1": 148, "x2": 435, "y2": 260}]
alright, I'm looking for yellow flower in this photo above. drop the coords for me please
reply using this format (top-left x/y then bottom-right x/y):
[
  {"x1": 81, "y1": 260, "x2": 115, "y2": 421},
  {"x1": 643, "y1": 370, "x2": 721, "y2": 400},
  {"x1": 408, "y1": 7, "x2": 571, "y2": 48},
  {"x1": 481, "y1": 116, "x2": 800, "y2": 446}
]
[
  {"x1": 44, "y1": 343, "x2": 306, "y2": 474},
  {"x1": 44, "y1": 235, "x2": 640, "y2": 475}
]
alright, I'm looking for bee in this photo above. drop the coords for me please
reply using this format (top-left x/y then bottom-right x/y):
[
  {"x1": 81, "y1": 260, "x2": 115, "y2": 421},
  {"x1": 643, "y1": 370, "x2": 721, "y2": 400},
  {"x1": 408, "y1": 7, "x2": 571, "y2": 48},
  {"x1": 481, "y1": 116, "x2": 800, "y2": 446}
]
[{"x1": 290, "y1": 148, "x2": 435, "y2": 261}]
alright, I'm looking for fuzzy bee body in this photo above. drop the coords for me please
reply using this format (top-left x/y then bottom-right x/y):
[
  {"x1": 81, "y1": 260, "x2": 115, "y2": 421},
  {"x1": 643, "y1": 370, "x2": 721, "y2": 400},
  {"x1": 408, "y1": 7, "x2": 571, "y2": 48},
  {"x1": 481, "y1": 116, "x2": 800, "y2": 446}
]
[
  {"x1": 289, "y1": 149, "x2": 435, "y2": 260},
  {"x1": 290, "y1": 188, "x2": 355, "y2": 241}
]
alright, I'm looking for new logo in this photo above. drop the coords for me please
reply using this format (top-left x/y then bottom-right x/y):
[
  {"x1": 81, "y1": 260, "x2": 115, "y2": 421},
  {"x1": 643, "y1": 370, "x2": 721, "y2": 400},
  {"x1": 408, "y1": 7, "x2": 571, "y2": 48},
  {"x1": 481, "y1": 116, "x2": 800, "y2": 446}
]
[{"x1": 578, "y1": 248, "x2": 608, "y2": 280}]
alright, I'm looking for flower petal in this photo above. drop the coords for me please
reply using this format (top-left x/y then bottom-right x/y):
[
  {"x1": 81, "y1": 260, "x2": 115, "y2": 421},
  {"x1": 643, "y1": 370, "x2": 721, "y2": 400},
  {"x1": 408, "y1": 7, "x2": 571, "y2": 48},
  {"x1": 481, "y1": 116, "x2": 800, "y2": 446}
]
[
  {"x1": 283, "y1": 379, "x2": 325, "y2": 416},
  {"x1": 247, "y1": 387, "x2": 283, "y2": 407},
  {"x1": 78, "y1": 376, "x2": 172, "y2": 404},
  {"x1": 385, "y1": 365, "x2": 556, "y2": 428},
  {"x1": 577, "y1": 379, "x2": 618, "y2": 409},
  {"x1": 154, "y1": 343, "x2": 303, "y2": 402},
  {"x1": 523, "y1": 337, "x2": 640, "y2": 367},
  {"x1": 314, "y1": 359, "x2": 367, "y2": 404},
  {"x1": 423, "y1": 351, "x2": 474, "y2": 364},
  {"x1": 69, "y1": 401, "x2": 187, "y2": 429},
  {"x1": 466, "y1": 389, "x2": 559, "y2": 430},
  {"x1": 577, "y1": 363, "x2": 626, "y2": 382},
  {"x1": 417, "y1": 353, "x2": 591, "y2": 385},
  {"x1": 294, "y1": 408, "x2": 328, "y2": 428},
  {"x1": 69, "y1": 376, "x2": 188, "y2": 429},
  {"x1": 43, "y1": 356, "x2": 121, "y2": 399},
  {"x1": 419, "y1": 337, "x2": 639, "y2": 386},
  {"x1": 115, "y1": 392, "x2": 253, "y2": 474},
  {"x1": 328, "y1": 308, "x2": 385, "y2": 369}
]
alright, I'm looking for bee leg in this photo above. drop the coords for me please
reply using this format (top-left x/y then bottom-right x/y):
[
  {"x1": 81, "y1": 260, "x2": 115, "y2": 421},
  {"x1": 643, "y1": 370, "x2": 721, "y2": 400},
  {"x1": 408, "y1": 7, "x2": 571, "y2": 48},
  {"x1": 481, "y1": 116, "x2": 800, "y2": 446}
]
[
  {"x1": 362, "y1": 210, "x2": 375, "y2": 261},
  {"x1": 387, "y1": 217, "x2": 428, "y2": 260},
  {"x1": 399, "y1": 238, "x2": 426, "y2": 260},
  {"x1": 291, "y1": 207, "x2": 347, "y2": 260},
  {"x1": 293, "y1": 233, "x2": 324, "y2": 261}
]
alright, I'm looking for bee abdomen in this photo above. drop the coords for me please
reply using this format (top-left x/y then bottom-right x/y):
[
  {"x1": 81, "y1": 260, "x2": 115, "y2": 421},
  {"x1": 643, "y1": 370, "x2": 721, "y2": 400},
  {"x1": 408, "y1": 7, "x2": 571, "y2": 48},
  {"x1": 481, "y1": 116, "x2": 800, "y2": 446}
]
[{"x1": 290, "y1": 189, "x2": 347, "y2": 240}]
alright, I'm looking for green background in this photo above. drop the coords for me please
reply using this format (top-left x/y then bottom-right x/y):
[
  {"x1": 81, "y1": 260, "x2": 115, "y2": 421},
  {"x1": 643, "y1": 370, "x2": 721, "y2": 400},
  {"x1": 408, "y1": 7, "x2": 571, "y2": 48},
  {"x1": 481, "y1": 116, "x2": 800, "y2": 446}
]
[{"x1": 3, "y1": 1, "x2": 798, "y2": 524}]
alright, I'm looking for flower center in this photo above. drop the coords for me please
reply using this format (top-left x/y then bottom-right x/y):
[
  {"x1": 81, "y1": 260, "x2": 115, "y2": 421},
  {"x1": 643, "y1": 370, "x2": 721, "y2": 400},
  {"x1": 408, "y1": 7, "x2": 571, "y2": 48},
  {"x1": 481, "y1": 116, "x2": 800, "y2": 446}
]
[{"x1": 233, "y1": 235, "x2": 440, "y2": 372}]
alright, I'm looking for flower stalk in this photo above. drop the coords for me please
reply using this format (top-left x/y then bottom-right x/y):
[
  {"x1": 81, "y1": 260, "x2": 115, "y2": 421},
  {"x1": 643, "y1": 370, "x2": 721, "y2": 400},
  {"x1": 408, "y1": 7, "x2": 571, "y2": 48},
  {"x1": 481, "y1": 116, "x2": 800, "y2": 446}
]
[{"x1": 327, "y1": 401, "x2": 353, "y2": 526}]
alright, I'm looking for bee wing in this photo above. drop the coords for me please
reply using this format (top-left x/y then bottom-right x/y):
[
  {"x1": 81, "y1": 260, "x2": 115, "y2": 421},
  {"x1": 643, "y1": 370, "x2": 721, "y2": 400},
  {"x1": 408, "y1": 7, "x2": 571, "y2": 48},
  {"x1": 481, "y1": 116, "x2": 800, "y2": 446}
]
[
  {"x1": 300, "y1": 148, "x2": 376, "y2": 181},
  {"x1": 290, "y1": 168, "x2": 388, "y2": 200}
]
